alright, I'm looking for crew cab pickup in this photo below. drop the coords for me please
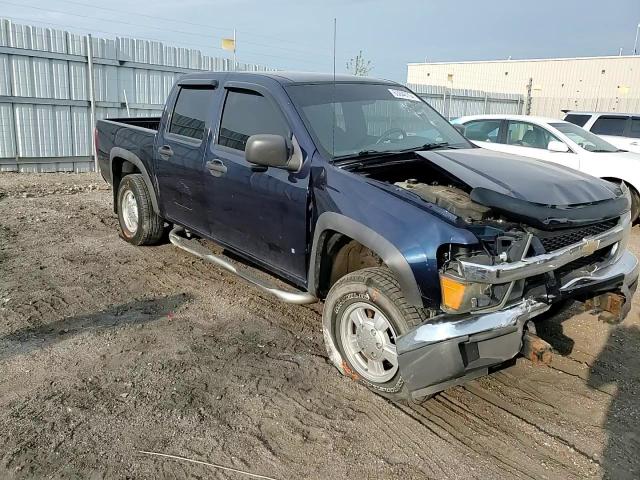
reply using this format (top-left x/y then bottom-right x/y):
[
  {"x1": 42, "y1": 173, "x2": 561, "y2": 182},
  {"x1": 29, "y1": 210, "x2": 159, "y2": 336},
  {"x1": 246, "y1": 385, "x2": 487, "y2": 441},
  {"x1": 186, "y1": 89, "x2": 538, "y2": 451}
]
[{"x1": 96, "y1": 72, "x2": 639, "y2": 401}]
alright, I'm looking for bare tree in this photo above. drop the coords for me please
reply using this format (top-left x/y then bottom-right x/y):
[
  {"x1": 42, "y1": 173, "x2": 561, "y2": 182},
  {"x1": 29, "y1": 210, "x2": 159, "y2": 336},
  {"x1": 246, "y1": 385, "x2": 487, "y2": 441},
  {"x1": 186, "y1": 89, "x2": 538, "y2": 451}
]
[{"x1": 346, "y1": 50, "x2": 373, "y2": 76}]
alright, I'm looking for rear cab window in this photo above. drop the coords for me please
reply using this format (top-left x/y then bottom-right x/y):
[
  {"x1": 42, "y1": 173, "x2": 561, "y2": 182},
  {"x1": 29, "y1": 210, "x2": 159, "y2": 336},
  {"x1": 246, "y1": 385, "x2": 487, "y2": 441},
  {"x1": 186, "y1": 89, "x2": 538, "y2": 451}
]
[
  {"x1": 168, "y1": 87, "x2": 216, "y2": 142},
  {"x1": 563, "y1": 114, "x2": 591, "y2": 127},
  {"x1": 218, "y1": 89, "x2": 290, "y2": 152},
  {"x1": 591, "y1": 116, "x2": 629, "y2": 137}
]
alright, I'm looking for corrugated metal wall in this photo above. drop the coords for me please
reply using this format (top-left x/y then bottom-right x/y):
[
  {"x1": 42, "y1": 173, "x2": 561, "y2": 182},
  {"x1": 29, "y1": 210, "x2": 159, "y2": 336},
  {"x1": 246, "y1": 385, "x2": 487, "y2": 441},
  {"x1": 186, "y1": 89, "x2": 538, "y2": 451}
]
[
  {"x1": 0, "y1": 18, "x2": 271, "y2": 172},
  {"x1": 408, "y1": 83, "x2": 524, "y2": 119}
]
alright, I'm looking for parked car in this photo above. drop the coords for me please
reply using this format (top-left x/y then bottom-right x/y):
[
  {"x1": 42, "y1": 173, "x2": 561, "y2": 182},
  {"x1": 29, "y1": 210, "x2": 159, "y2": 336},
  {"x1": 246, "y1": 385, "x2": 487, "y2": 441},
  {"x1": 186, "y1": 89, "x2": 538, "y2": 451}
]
[
  {"x1": 96, "y1": 72, "x2": 638, "y2": 401},
  {"x1": 562, "y1": 111, "x2": 640, "y2": 154},
  {"x1": 452, "y1": 114, "x2": 640, "y2": 221}
]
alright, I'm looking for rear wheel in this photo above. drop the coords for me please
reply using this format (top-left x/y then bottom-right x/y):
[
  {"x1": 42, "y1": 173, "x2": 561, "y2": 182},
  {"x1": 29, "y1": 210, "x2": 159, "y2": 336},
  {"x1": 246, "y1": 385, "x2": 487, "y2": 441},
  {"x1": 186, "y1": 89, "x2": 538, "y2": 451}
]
[
  {"x1": 324, "y1": 267, "x2": 430, "y2": 400},
  {"x1": 117, "y1": 174, "x2": 164, "y2": 245}
]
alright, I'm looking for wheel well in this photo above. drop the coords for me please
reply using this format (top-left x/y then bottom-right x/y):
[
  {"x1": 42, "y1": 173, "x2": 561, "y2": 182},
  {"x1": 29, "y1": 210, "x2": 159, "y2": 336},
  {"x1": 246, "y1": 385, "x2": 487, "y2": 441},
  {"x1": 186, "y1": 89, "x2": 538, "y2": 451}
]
[
  {"x1": 111, "y1": 157, "x2": 140, "y2": 212},
  {"x1": 316, "y1": 231, "x2": 383, "y2": 299},
  {"x1": 602, "y1": 177, "x2": 639, "y2": 195}
]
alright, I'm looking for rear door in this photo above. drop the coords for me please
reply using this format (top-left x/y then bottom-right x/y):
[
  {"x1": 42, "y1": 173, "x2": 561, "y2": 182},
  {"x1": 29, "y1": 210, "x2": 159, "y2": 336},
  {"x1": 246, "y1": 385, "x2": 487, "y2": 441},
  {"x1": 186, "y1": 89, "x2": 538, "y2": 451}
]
[
  {"x1": 627, "y1": 117, "x2": 640, "y2": 153},
  {"x1": 203, "y1": 82, "x2": 310, "y2": 283},
  {"x1": 461, "y1": 119, "x2": 503, "y2": 150},
  {"x1": 155, "y1": 83, "x2": 218, "y2": 233}
]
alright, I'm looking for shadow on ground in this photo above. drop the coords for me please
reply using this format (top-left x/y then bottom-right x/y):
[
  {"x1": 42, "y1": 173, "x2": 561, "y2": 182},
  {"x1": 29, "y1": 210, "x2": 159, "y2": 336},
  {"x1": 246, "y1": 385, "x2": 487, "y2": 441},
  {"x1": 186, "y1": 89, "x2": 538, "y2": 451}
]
[
  {"x1": 588, "y1": 323, "x2": 640, "y2": 480},
  {"x1": 534, "y1": 300, "x2": 579, "y2": 355},
  {"x1": 0, "y1": 294, "x2": 190, "y2": 362}
]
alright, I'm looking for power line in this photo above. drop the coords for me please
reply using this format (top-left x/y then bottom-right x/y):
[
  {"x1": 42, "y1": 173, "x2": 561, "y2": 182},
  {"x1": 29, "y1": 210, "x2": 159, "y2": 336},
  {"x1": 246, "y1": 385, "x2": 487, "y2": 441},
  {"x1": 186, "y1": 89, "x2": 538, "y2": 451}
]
[
  {"x1": 19, "y1": 0, "x2": 333, "y2": 58},
  {"x1": 58, "y1": 0, "x2": 324, "y2": 47},
  {"x1": 1, "y1": 14, "x2": 330, "y2": 69},
  {"x1": 0, "y1": 1, "x2": 329, "y2": 63}
]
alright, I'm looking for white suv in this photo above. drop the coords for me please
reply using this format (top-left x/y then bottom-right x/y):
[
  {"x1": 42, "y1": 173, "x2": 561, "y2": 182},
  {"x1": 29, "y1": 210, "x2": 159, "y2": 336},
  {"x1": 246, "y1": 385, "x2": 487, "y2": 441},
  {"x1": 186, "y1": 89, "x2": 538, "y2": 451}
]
[{"x1": 563, "y1": 111, "x2": 640, "y2": 154}]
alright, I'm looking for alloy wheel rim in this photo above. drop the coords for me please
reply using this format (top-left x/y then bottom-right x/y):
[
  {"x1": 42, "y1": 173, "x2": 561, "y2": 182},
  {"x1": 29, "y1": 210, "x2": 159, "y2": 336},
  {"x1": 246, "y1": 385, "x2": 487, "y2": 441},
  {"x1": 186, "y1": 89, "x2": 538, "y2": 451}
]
[
  {"x1": 339, "y1": 301, "x2": 399, "y2": 383},
  {"x1": 122, "y1": 190, "x2": 139, "y2": 233}
]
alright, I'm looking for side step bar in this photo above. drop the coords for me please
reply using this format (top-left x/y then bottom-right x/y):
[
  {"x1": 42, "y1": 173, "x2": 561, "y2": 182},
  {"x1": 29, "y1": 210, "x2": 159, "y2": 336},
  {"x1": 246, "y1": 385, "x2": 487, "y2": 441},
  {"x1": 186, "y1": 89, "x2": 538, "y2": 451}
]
[{"x1": 169, "y1": 226, "x2": 318, "y2": 305}]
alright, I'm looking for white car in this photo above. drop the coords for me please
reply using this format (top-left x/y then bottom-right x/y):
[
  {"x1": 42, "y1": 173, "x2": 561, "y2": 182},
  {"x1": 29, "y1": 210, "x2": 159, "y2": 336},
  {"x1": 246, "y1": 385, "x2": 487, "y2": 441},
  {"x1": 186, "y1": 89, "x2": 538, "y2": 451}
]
[
  {"x1": 452, "y1": 114, "x2": 640, "y2": 221},
  {"x1": 563, "y1": 111, "x2": 640, "y2": 154}
]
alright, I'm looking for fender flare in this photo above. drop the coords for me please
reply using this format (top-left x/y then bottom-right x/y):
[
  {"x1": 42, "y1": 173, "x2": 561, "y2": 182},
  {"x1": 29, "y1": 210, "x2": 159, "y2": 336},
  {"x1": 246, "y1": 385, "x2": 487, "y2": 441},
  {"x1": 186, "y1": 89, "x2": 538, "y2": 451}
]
[
  {"x1": 308, "y1": 212, "x2": 424, "y2": 307},
  {"x1": 109, "y1": 147, "x2": 160, "y2": 214}
]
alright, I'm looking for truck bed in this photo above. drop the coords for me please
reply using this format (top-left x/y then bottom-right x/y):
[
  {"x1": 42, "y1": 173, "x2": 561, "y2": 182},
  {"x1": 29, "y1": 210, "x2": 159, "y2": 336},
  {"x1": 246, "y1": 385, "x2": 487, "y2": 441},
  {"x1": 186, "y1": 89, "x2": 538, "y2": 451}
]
[{"x1": 95, "y1": 117, "x2": 160, "y2": 185}]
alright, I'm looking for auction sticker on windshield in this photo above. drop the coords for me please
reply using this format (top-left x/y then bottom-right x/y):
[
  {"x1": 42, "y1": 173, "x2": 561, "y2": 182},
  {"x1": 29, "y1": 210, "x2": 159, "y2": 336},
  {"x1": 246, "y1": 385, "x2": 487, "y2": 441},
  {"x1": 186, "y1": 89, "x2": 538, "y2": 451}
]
[{"x1": 388, "y1": 89, "x2": 421, "y2": 101}]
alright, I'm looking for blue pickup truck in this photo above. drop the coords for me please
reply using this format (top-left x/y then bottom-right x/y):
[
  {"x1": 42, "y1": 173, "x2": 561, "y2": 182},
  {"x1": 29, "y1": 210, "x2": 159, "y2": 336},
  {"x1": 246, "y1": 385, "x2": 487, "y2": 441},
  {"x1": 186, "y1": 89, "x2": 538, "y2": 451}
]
[{"x1": 96, "y1": 72, "x2": 638, "y2": 401}]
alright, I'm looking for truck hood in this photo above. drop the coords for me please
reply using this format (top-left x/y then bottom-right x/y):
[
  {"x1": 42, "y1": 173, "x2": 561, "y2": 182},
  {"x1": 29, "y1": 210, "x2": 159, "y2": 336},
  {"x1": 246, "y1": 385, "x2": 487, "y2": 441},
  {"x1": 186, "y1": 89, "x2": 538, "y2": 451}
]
[
  {"x1": 416, "y1": 148, "x2": 629, "y2": 228},
  {"x1": 416, "y1": 148, "x2": 618, "y2": 205}
]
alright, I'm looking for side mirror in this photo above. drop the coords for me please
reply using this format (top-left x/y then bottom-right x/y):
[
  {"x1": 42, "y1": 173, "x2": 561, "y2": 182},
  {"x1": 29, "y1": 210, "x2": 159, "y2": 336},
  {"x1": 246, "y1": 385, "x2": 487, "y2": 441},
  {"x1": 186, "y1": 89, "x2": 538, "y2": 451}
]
[
  {"x1": 547, "y1": 140, "x2": 569, "y2": 153},
  {"x1": 453, "y1": 124, "x2": 466, "y2": 136},
  {"x1": 245, "y1": 134, "x2": 299, "y2": 171}
]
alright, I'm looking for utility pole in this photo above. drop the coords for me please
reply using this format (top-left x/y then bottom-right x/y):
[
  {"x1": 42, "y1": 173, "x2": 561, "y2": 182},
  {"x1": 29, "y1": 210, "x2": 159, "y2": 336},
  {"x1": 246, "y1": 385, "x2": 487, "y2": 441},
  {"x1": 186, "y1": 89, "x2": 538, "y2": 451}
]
[
  {"x1": 233, "y1": 28, "x2": 237, "y2": 71},
  {"x1": 525, "y1": 77, "x2": 533, "y2": 115},
  {"x1": 634, "y1": 23, "x2": 640, "y2": 55},
  {"x1": 86, "y1": 34, "x2": 97, "y2": 172}
]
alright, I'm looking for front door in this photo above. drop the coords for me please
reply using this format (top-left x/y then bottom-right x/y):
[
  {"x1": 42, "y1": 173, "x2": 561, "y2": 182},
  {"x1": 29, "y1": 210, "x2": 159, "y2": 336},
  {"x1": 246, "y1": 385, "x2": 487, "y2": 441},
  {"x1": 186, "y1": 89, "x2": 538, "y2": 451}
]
[
  {"x1": 203, "y1": 85, "x2": 310, "y2": 283},
  {"x1": 493, "y1": 120, "x2": 580, "y2": 170}
]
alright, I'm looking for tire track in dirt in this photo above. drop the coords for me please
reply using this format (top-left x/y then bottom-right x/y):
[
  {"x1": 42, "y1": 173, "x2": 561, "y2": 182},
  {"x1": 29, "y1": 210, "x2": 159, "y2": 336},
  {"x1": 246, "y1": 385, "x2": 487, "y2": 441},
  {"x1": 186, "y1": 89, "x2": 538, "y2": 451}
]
[{"x1": 3, "y1": 173, "x2": 637, "y2": 478}]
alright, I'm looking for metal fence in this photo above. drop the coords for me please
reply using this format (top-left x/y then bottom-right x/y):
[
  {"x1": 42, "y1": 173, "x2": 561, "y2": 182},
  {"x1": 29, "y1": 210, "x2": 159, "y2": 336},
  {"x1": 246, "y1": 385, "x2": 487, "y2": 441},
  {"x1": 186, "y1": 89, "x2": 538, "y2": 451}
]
[
  {"x1": 407, "y1": 83, "x2": 525, "y2": 119},
  {"x1": 0, "y1": 19, "x2": 271, "y2": 172},
  {"x1": 0, "y1": 18, "x2": 528, "y2": 173}
]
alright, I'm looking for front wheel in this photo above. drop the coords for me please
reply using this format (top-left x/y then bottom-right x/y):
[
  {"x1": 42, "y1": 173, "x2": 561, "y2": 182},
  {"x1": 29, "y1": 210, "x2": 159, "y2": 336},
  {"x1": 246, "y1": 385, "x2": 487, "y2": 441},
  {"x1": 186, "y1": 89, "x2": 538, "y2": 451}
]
[{"x1": 323, "y1": 267, "x2": 430, "y2": 400}]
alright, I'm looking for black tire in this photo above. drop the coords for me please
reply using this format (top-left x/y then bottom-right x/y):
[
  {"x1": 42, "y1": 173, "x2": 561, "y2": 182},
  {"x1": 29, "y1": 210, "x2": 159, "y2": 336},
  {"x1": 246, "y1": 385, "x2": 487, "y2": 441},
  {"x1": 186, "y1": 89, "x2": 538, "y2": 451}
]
[
  {"x1": 630, "y1": 186, "x2": 640, "y2": 223},
  {"x1": 117, "y1": 174, "x2": 164, "y2": 246},
  {"x1": 323, "y1": 267, "x2": 430, "y2": 401}
]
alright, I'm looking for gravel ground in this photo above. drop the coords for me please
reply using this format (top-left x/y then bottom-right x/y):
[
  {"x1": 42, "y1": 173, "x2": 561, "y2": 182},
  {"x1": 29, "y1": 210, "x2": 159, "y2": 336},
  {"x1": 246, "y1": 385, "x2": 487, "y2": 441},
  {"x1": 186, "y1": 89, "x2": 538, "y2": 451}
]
[{"x1": 0, "y1": 172, "x2": 638, "y2": 480}]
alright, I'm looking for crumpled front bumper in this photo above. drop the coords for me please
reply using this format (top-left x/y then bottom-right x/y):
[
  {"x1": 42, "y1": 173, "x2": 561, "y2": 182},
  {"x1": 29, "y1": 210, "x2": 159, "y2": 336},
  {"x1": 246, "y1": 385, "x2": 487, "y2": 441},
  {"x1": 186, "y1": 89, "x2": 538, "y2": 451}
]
[{"x1": 396, "y1": 250, "x2": 639, "y2": 400}]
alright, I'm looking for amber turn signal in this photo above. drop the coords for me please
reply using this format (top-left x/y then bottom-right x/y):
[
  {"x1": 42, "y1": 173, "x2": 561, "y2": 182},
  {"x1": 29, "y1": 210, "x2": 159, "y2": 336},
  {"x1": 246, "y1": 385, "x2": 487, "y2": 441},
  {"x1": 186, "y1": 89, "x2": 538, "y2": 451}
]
[{"x1": 440, "y1": 274, "x2": 468, "y2": 311}]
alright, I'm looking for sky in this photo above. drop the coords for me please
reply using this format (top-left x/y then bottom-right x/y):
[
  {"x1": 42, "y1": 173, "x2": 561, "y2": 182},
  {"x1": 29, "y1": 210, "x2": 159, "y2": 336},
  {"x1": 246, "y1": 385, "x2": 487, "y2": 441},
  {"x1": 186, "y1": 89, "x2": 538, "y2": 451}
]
[{"x1": 1, "y1": 0, "x2": 640, "y2": 82}]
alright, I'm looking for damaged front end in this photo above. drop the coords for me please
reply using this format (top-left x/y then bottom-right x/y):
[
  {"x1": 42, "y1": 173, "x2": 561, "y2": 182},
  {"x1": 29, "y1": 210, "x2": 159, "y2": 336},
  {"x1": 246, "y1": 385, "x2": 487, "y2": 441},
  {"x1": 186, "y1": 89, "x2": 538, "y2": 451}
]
[
  {"x1": 366, "y1": 150, "x2": 638, "y2": 399},
  {"x1": 396, "y1": 209, "x2": 638, "y2": 399}
]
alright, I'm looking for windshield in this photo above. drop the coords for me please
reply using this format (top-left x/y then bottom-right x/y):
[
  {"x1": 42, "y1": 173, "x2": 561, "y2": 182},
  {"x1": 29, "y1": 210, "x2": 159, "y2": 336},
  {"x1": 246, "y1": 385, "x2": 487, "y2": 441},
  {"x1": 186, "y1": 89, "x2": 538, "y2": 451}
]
[
  {"x1": 550, "y1": 122, "x2": 620, "y2": 153},
  {"x1": 286, "y1": 83, "x2": 470, "y2": 159}
]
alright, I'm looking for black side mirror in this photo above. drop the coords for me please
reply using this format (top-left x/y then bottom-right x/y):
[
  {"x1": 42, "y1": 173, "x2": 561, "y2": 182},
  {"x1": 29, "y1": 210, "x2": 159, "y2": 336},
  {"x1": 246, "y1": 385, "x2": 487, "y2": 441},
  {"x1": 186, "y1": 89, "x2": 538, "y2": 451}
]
[
  {"x1": 453, "y1": 124, "x2": 466, "y2": 136},
  {"x1": 246, "y1": 134, "x2": 300, "y2": 171}
]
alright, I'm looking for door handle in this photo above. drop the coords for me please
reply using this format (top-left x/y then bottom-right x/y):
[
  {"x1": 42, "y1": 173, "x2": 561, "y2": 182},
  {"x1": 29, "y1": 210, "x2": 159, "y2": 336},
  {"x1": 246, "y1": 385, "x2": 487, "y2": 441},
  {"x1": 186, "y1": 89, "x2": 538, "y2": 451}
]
[
  {"x1": 158, "y1": 145, "x2": 174, "y2": 158},
  {"x1": 206, "y1": 159, "x2": 227, "y2": 177}
]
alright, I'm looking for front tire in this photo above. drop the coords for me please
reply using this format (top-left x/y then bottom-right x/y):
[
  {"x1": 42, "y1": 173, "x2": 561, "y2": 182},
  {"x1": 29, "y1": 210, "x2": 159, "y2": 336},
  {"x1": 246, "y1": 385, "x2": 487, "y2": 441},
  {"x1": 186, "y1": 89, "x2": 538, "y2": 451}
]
[
  {"x1": 117, "y1": 174, "x2": 164, "y2": 246},
  {"x1": 324, "y1": 267, "x2": 430, "y2": 400}
]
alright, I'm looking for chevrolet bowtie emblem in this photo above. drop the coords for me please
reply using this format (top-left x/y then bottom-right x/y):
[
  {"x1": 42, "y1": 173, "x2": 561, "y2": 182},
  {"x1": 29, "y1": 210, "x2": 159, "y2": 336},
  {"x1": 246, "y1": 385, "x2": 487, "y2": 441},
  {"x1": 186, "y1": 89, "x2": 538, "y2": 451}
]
[{"x1": 582, "y1": 238, "x2": 601, "y2": 256}]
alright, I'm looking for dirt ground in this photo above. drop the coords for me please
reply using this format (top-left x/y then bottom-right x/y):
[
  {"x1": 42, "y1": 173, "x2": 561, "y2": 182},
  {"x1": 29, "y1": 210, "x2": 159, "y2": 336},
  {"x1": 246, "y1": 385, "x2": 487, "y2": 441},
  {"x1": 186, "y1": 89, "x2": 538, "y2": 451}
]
[{"x1": 0, "y1": 172, "x2": 638, "y2": 480}]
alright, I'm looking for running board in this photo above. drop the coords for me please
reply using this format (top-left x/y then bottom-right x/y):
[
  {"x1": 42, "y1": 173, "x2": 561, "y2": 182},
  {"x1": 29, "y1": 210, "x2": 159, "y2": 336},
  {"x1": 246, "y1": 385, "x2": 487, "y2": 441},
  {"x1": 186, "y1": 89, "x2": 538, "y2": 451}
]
[{"x1": 169, "y1": 226, "x2": 318, "y2": 305}]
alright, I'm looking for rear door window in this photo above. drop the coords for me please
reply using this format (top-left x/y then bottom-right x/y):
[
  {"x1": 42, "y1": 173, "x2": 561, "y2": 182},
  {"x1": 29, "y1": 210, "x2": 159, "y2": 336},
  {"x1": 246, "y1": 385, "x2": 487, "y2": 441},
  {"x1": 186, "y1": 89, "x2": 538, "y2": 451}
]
[
  {"x1": 218, "y1": 90, "x2": 289, "y2": 152},
  {"x1": 563, "y1": 114, "x2": 591, "y2": 127},
  {"x1": 630, "y1": 118, "x2": 640, "y2": 139},
  {"x1": 463, "y1": 120, "x2": 501, "y2": 143},
  {"x1": 591, "y1": 116, "x2": 628, "y2": 137},
  {"x1": 168, "y1": 87, "x2": 216, "y2": 141}
]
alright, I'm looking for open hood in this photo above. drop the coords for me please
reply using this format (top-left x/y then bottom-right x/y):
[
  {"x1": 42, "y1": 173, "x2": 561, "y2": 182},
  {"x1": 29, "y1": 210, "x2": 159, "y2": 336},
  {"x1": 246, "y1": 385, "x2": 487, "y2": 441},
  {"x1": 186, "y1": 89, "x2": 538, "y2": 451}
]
[
  {"x1": 417, "y1": 148, "x2": 619, "y2": 204},
  {"x1": 416, "y1": 149, "x2": 629, "y2": 228}
]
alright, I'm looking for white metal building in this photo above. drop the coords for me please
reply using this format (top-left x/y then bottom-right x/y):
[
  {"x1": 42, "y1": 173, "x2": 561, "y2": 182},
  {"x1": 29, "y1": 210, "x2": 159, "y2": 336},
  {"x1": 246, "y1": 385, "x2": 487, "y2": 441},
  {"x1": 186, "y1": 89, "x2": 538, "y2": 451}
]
[{"x1": 407, "y1": 56, "x2": 640, "y2": 118}]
